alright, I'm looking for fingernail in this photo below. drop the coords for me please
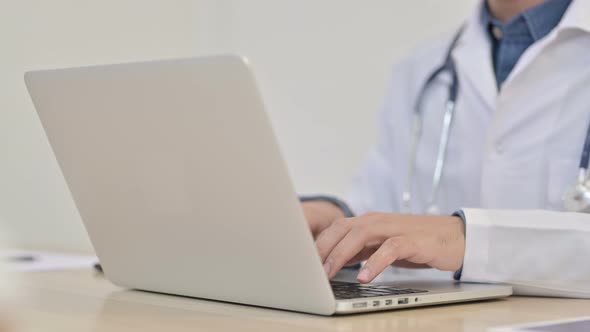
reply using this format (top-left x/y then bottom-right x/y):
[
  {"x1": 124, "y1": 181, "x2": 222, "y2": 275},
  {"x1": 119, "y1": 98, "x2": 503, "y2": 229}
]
[
  {"x1": 323, "y1": 262, "x2": 331, "y2": 276},
  {"x1": 357, "y1": 267, "x2": 370, "y2": 282}
]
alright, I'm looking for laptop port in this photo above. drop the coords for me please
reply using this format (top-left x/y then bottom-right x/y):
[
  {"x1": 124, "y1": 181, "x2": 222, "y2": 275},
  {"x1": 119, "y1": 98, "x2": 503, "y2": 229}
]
[
  {"x1": 372, "y1": 300, "x2": 380, "y2": 307},
  {"x1": 352, "y1": 302, "x2": 367, "y2": 309},
  {"x1": 385, "y1": 299, "x2": 393, "y2": 306},
  {"x1": 398, "y1": 298, "x2": 409, "y2": 305}
]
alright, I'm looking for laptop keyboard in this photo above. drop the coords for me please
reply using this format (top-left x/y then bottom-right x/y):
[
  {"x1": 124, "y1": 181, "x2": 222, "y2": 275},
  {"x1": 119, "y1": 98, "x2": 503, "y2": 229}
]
[{"x1": 330, "y1": 281, "x2": 428, "y2": 299}]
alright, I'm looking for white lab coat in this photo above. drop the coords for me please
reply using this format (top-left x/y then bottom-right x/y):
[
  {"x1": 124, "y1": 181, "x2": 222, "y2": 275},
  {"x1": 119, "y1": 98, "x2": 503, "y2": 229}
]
[{"x1": 347, "y1": 0, "x2": 590, "y2": 298}]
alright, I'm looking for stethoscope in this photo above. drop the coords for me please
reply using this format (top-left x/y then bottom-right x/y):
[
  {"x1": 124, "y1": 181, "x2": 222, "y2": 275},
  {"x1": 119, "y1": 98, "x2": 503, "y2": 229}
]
[
  {"x1": 563, "y1": 123, "x2": 590, "y2": 213},
  {"x1": 401, "y1": 27, "x2": 590, "y2": 215},
  {"x1": 401, "y1": 28, "x2": 463, "y2": 215}
]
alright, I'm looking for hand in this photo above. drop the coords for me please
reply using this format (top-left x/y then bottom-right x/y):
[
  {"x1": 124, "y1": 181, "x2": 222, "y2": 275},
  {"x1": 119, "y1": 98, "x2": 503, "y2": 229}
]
[
  {"x1": 301, "y1": 201, "x2": 345, "y2": 238},
  {"x1": 316, "y1": 212, "x2": 465, "y2": 283}
]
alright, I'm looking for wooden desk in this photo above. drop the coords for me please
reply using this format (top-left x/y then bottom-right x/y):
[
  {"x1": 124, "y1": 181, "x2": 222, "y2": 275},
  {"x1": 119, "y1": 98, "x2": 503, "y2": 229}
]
[{"x1": 17, "y1": 269, "x2": 590, "y2": 332}]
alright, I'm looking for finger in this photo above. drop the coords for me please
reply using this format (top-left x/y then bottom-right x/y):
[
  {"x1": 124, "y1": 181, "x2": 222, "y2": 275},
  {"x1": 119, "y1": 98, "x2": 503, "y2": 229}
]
[
  {"x1": 302, "y1": 203, "x2": 330, "y2": 238},
  {"x1": 323, "y1": 226, "x2": 372, "y2": 279},
  {"x1": 315, "y1": 218, "x2": 353, "y2": 263},
  {"x1": 392, "y1": 261, "x2": 429, "y2": 269},
  {"x1": 357, "y1": 237, "x2": 414, "y2": 283},
  {"x1": 345, "y1": 247, "x2": 375, "y2": 266}
]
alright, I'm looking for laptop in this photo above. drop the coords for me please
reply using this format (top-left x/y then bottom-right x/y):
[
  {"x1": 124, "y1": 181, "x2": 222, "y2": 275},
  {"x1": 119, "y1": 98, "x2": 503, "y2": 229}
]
[{"x1": 24, "y1": 55, "x2": 512, "y2": 315}]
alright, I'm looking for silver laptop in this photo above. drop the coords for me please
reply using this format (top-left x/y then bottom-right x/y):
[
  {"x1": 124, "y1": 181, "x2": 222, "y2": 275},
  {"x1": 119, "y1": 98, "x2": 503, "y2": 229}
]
[{"x1": 24, "y1": 55, "x2": 511, "y2": 315}]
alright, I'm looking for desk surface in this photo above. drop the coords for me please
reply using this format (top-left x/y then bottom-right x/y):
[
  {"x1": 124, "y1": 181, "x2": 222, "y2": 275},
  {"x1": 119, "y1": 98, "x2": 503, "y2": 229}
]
[{"x1": 17, "y1": 269, "x2": 590, "y2": 332}]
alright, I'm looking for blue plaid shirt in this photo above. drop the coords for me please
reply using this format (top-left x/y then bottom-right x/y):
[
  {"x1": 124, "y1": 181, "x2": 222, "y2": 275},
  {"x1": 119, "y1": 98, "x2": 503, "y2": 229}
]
[{"x1": 482, "y1": 0, "x2": 572, "y2": 88}]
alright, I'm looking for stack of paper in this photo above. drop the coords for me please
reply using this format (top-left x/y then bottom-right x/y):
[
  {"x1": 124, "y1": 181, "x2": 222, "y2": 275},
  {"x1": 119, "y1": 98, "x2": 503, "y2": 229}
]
[
  {"x1": 489, "y1": 317, "x2": 590, "y2": 332},
  {"x1": 0, "y1": 250, "x2": 96, "y2": 272}
]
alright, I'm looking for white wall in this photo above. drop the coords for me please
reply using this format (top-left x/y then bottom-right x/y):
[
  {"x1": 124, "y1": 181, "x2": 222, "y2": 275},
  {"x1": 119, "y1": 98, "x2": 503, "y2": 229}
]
[
  {"x1": 195, "y1": 1, "x2": 474, "y2": 196},
  {"x1": 0, "y1": 1, "x2": 475, "y2": 252},
  {"x1": 0, "y1": 0, "x2": 198, "y2": 252}
]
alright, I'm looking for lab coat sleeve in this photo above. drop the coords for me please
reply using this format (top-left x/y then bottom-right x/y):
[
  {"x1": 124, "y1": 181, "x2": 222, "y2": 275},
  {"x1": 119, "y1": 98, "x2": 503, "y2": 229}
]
[{"x1": 461, "y1": 208, "x2": 590, "y2": 298}]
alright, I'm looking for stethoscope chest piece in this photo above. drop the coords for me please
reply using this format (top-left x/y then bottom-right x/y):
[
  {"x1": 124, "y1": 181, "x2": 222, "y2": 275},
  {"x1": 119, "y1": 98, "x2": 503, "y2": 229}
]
[
  {"x1": 564, "y1": 119, "x2": 590, "y2": 213},
  {"x1": 564, "y1": 181, "x2": 590, "y2": 213}
]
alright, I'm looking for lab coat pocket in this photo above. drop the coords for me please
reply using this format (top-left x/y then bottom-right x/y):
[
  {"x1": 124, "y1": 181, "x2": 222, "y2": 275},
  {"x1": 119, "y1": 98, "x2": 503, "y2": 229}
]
[{"x1": 547, "y1": 159, "x2": 578, "y2": 210}]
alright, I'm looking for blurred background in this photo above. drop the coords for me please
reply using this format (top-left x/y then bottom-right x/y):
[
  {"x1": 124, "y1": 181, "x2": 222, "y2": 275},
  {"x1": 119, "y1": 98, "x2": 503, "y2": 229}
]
[{"x1": 0, "y1": 0, "x2": 473, "y2": 252}]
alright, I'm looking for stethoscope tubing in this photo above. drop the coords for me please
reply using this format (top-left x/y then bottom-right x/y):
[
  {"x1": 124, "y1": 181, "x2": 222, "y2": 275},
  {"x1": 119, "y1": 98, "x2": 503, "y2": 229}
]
[
  {"x1": 401, "y1": 28, "x2": 463, "y2": 214},
  {"x1": 402, "y1": 26, "x2": 590, "y2": 214}
]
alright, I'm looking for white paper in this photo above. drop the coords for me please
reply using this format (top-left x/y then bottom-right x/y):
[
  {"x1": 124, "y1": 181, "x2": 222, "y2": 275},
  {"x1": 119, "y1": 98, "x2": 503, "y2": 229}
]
[
  {"x1": 1, "y1": 250, "x2": 97, "y2": 272},
  {"x1": 489, "y1": 317, "x2": 590, "y2": 332}
]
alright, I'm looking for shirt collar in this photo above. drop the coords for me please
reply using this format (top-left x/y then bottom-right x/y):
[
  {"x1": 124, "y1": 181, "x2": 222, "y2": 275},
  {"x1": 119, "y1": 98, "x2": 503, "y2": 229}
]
[
  {"x1": 481, "y1": 0, "x2": 573, "y2": 42},
  {"x1": 455, "y1": 0, "x2": 590, "y2": 52},
  {"x1": 448, "y1": 0, "x2": 590, "y2": 112}
]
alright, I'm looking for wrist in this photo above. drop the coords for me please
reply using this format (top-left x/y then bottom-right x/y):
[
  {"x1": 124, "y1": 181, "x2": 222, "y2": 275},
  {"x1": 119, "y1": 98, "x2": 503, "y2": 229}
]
[{"x1": 440, "y1": 216, "x2": 465, "y2": 272}]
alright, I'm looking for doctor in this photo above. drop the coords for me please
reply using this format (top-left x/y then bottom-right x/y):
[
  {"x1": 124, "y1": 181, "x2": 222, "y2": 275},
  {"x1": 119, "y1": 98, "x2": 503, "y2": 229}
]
[{"x1": 302, "y1": 0, "x2": 590, "y2": 297}]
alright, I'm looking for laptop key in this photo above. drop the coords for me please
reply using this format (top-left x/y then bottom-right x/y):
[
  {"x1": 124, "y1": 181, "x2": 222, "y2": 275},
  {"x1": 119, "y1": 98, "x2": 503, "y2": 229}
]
[
  {"x1": 331, "y1": 281, "x2": 428, "y2": 299},
  {"x1": 408, "y1": 289, "x2": 428, "y2": 293}
]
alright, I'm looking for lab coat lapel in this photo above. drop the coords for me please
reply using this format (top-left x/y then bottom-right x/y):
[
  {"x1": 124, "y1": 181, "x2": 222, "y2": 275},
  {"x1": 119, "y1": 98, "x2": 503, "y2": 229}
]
[
  {"x1": 502, "y1": 0, "x2": 590, "y2": 90},
  {"x1": 451, "y1": 3, "x2": 497, "y2": 113}
]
